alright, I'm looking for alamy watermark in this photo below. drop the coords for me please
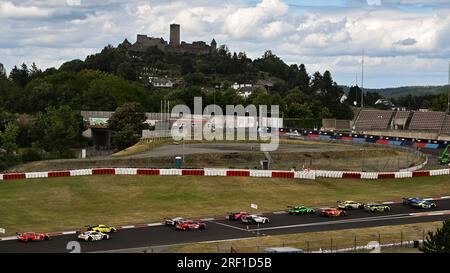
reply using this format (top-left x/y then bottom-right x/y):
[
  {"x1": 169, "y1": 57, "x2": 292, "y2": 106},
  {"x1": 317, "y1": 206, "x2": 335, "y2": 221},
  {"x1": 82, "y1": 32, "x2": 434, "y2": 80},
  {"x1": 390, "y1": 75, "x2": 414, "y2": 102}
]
[{"x1": 170, "y1": 97, "x2": 280, "y2": 152}]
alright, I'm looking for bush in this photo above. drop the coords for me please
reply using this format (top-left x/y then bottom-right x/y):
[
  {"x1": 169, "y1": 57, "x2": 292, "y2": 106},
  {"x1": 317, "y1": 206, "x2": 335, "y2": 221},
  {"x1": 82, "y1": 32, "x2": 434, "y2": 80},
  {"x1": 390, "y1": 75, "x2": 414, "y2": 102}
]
[
  {"x1": 112, "y1": 125, "x2": 139, "y2": 150},
  {"x1": 59, "y1": 149, "x2": 76, "y2": 159},
  {"x1": 20, "y1": 147, "x2": 42, "y2": 162},
  {"x1": 0, "y1": 152, "x2": 19, "y2": 171}
]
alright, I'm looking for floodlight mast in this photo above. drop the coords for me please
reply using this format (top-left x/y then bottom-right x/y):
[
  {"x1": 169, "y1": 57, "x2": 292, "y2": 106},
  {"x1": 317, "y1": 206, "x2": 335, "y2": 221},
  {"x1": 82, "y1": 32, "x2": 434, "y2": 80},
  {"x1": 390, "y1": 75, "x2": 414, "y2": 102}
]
[
  {"x1": 361, "y1": 49, "x2": 365, "y2": 109},
  {"x1": 447, "y1": 61, "x2": 450, "y2": 113}
]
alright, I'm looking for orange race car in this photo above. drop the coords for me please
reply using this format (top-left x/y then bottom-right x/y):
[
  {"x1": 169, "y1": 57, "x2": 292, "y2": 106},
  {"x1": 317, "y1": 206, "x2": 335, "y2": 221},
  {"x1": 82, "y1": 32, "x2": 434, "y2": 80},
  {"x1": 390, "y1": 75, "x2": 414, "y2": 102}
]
[{"x1": 320, "y1": 208, "x2": 347, "y2": 217}]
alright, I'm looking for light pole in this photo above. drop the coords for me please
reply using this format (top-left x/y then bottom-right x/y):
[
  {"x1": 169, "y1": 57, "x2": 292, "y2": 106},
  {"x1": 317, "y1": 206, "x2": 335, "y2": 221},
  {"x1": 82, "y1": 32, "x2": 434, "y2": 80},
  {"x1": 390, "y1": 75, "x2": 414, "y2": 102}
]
[
  {"x1": 256, "y1": 222, "x2": 260, "y2": 253},
  {"x1": 251, "y1": 203, "x2": 259, "y2": 252},
  {"x1": 182, "y1": 135, "x2": 185, "y2": 163}
]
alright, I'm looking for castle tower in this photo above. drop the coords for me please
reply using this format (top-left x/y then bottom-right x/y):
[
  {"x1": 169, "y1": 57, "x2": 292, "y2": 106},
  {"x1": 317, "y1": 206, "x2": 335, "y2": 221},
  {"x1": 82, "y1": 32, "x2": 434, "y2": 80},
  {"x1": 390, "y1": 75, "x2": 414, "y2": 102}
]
[
  {"x1": 0, "y1": 63, "x2": 5, "y2": 78},
  {"x1": 170, "y1": 24, "x2": 180, "y2": 45},
  {"x1": 211, "y1": 38, "x2": 217, "y2": 50}
]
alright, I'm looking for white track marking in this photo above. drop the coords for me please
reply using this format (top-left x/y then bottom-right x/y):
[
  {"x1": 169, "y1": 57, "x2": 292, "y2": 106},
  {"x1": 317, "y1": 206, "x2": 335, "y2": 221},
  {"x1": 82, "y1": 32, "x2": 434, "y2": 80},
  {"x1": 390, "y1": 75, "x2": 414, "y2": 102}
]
[
  {"x1": 254, "y1": 211, "x2": 450, "y2": 232},
  {"x1": 120, "y1": 225, "x2": 136, "y2": 229},
  {"x1": 147, "y1": 223, "x2": 163, "y2": 227},
  {"x1": 207, "y1": 220, "x2": 249, "y2": 232}
]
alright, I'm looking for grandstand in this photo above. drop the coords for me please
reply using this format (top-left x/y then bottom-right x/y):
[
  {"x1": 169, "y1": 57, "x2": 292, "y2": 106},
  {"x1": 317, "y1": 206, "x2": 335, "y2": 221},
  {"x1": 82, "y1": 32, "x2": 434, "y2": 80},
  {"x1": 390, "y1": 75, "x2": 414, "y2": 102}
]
[
  {"x1": 408, "y1": 111, "x2": 446, "y2": 131},
  {"x1": 353, "y1": 110, "x2": 394, "y2": 130},
  {"x1": 440, "y1": 115, "x2": 450, "y2": 135},
  {"x1": 327, "y1": 109, "x2": 450, "y2": 141}
]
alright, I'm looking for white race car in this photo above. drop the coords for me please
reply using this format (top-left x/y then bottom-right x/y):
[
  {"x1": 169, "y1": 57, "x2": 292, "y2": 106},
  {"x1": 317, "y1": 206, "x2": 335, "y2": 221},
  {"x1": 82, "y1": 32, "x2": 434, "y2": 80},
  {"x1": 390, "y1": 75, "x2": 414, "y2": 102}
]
[
  {"x1": 78, "y1": 231, "x2": 109, "y2": 242},
  {"x1": 164, "y1": 217, "x2": 185, "y2": 226},
  {"x1": 337, "y1": 201, "x2": 364, "y2": 210},
  {"x1": 241, "y1": 215, "x2": 270, "y2": 224}
]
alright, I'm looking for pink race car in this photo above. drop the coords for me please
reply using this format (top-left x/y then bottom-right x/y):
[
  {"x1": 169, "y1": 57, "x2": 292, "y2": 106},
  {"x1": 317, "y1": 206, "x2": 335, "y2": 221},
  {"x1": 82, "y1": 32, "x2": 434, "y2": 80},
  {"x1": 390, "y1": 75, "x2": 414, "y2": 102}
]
[{"x1": 227, "y1": 211, "x2": 249, "y2": 221}]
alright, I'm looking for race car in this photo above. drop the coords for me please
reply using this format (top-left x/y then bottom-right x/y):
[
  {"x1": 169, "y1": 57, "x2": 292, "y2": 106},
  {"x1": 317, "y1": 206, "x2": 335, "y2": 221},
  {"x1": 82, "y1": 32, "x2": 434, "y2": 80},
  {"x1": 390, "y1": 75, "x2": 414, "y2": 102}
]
[
  {"x1": 337, "y1": 201, "x2": 364, "y2": 210},
  {"x1": 227, "y1": 212, "x2": 249, "y2": 221},
  {"x1": 320, "y1": 208, "x2": 346, "y2": 217},
  {"x1": 403, "y1": 198, "x2": 437, "y2": 209},
  {"x1": 17, "y1": 232, "x2": 50, "y2": 243},
  {"x1": 175, "y1": 220, "x2": 206, "y2": 231},
  {"x1": 364, "y1": 203, "x2": 391, "y2": 213},
  {"x1": 78, "y1": 231, "x2": 110, "y2": 242},
  {"x1": 86, "y1": 224, "x2": 117, "y2": 233},
  {"x1": 287, "y1": 206, "x2": 315, "y2": 215},
  {"x1": 164, "y1": 217, "x2": 185, "y2": 226},
  {"x1": 402, "y1": 197, "x2": 422, "y2": 205},
  {"x1": 241, "y1": 215, "x2": 270, "y2": 224}
]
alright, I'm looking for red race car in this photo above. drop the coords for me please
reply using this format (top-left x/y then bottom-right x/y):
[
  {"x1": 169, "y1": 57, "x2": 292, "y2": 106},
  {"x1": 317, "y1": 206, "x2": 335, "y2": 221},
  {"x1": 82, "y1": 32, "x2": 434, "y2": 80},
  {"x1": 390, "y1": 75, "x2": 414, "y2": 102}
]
[
  {"x1": 320, "y1": 208, "x2": 346, "y2": 217},
  {"x1": 17, "y1": 232, "x2": 51, "y2": 242},
  {"x1": 175, "y1": 220, "x2": 206, "y2": 231},
  {"x1": 227, "y1": 211, "x2": 249, "y2": 220}
]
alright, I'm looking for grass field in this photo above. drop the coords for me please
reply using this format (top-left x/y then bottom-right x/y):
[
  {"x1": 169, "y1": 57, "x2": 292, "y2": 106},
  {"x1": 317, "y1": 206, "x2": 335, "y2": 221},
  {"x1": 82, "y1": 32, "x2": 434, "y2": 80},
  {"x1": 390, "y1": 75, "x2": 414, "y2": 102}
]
[
  {"x1": 164, "y1": 221, "x2": 441, "y2": 253},
  {"x1": 1, "y1": 174, "x2": 450, "y2": 236},
  {"x1": 112, "y1": 138, "x2": 357, "y2": 158},
  {"x1": 9, "y1": 143, "x2": 419, "y2": 173}
]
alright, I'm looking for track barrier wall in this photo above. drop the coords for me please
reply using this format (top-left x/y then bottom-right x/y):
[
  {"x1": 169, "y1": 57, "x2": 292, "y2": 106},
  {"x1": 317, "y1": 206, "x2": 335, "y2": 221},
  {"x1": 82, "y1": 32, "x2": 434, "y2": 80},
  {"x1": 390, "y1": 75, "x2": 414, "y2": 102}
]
[{"x1": 1, "y1": 167, "x2": 449, "y2": 181}]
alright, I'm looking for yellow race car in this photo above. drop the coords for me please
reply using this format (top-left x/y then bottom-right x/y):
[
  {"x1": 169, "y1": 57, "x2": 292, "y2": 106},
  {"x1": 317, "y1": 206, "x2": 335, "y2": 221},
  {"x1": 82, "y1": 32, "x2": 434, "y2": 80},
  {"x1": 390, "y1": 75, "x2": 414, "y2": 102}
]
[{"x1": 86, "y1": 224, "x2": 117, "y2": 233}]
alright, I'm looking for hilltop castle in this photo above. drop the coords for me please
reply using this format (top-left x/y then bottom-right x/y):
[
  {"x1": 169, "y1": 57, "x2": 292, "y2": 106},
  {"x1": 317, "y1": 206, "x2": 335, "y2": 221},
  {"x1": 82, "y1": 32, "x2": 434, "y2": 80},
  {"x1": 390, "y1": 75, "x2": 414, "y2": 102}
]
[{"x1": 126, "y1": 24, "x2": 217, "y2": 56}]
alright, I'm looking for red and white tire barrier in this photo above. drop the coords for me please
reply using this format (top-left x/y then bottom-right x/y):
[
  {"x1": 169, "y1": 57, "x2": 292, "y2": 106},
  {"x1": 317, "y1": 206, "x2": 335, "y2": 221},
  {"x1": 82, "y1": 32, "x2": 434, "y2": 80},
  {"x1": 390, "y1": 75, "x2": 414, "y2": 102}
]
[
  {"x1": 0, "y1": 168, "x2": 316, "y2": 181},
  {"x1": 315, "y1": 168, "x2": 450, "y2": 180},
  {"x1": 1, "y1": 167, "x2": 450, "y2": 181}
]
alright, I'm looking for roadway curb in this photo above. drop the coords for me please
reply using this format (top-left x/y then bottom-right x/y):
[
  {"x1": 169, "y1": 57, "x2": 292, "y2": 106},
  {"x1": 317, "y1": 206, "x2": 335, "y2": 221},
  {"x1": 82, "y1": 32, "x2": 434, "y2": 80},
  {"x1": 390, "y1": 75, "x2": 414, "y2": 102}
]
[{"x1": 1, "y1": 195, "x2": 449, "y2": 241}]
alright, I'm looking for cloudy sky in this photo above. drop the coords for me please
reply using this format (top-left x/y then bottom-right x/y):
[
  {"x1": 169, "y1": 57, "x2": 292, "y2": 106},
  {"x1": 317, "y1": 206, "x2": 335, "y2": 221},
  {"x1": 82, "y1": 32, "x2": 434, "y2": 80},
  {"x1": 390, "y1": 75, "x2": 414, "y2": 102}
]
[{"x1": 1, "y1": 0, "x2": 449, "y2": 88}]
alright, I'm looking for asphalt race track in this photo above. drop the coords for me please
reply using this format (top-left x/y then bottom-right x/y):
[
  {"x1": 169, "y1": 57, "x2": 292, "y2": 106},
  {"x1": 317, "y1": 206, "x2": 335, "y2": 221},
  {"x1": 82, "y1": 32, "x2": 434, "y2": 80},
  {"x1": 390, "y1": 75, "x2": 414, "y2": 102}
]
[{"x1": 1, "y1": 199, "x2": 450, "y2": 253}]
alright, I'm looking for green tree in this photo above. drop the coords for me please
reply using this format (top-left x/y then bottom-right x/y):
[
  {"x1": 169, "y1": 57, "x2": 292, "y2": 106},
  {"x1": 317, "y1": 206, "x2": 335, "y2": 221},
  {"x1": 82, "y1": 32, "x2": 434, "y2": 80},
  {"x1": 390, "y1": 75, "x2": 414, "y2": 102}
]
[
  {"x1": 420, "y1": 220, "x2": 450, "y2": 253},
  {"x1": 111, "y1": 124, "x2": 139, "y2": 150},
  {"x1": 109, "y1": 102, "x2": 148, "y2": 149},
  {"x1": 116, "y1": 62, "x2": 136, "y2": 81},
  {"x1": 181, "y1": 58, "x2": 195, "y2": 75},
  {"x1": 31, "y1": 106, "x2": 84, "y2": 156},
  {"x1": 59, "y1": 59, "x2": 86, "y2": 73},
  {"x1": 286, "y1": 103, "x2": 313, "y2": 119},
  {"x1": 347, "y1": 85, "x2": 362, "y2": 107},
  {"x1": 109, "y1": 102, "x2": 147, "y2": 132},
  {"x1": 9, "y1": 63, "x2": 29, "y2": 87},
  {"x1": 284, "y1": 88, "x2": 306, "y2": 105},
  {"x1": 1, "y1": 122, "x2": 19, "y2": 155}
]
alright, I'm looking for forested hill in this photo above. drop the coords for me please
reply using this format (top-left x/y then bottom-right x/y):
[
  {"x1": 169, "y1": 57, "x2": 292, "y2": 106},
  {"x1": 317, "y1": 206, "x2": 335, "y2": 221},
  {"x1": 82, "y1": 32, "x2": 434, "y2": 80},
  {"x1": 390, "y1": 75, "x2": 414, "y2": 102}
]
[
  {"x1": 342, "y1": 85, "x2": 449, "y2": 98},
  {"x1": 0, "y1": 42, "x2": 355, "y2": 121}
]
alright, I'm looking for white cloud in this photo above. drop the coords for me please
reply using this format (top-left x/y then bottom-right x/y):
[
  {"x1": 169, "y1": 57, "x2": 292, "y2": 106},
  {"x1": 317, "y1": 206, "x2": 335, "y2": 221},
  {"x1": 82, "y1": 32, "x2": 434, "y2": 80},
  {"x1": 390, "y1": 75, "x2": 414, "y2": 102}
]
[
  {"x1": 222, "y1": 0, "x2": 289, "y2": 40},
  {"x1": 367, "y1": 0, "x2": 382, "y2": 6},
  {"x1": 0, "y1": 0, "x2": 449, "y2": 87},
  {"x1": 0, "y1": 1, "x2": 53, "y2": 18}
]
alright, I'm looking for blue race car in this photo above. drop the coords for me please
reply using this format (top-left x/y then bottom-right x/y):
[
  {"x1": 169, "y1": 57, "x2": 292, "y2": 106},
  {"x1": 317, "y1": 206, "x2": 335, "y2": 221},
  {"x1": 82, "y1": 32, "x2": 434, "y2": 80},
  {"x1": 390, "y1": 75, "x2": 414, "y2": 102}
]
[{"x1": 403, "y1": 197, "x2": 436, "y2": 209}]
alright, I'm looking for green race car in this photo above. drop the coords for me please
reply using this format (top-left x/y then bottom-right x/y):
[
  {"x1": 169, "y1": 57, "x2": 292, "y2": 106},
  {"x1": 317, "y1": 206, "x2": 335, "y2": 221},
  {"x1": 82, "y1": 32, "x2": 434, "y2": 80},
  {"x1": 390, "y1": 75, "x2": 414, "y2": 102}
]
[
  {"x1": 364, "y1": 203, "x2": 391, "y2": 213},
  {"x1": 287, "y1": 206, "x2": 315, "y2": 215}
]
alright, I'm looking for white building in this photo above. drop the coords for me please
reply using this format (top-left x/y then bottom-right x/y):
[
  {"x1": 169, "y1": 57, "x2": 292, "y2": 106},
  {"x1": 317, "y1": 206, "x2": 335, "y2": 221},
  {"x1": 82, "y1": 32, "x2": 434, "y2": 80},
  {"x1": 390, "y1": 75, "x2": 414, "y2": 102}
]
[
  {"x1": 232, "y1": 82, "x2": 253, "y2": 90},
  {"x1": 149, "y1": 77, "x2": 174, "y2": 88}
]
